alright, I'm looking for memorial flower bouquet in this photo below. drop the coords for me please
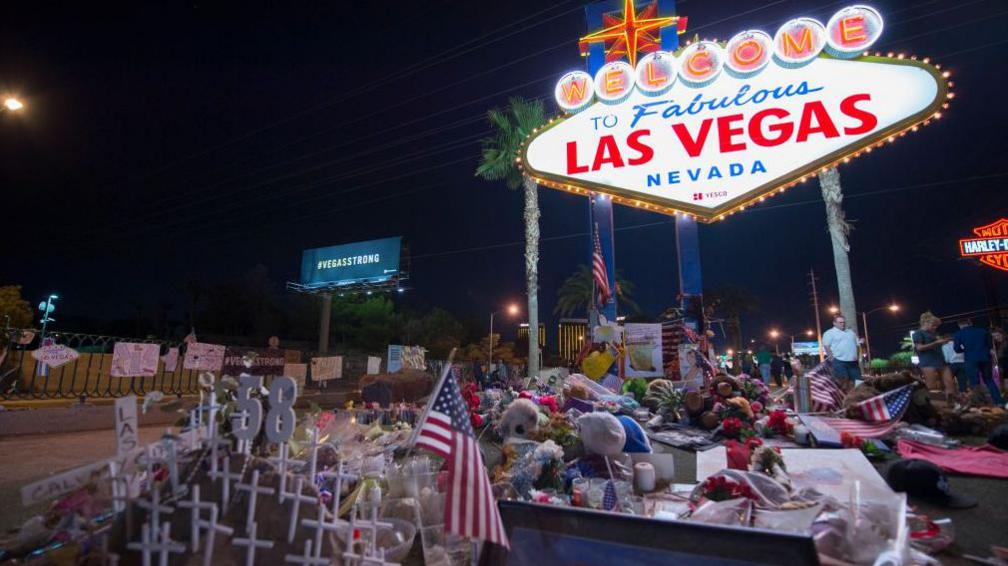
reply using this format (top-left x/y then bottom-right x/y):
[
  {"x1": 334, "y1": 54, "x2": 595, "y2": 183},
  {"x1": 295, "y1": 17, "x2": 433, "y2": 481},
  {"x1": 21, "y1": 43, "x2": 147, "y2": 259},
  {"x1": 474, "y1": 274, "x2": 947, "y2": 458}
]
[{"x1": 699, "y1": 475, "x2": 756, "y2": 502}]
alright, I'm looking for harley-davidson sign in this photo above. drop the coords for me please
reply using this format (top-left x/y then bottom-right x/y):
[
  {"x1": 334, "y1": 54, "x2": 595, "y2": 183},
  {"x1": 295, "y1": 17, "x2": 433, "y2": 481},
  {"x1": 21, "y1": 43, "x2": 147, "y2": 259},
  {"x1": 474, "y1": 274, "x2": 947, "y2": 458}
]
[
  {"x1": 521, "y1": 5, "x2": 951, "y2": 222},
  {"x1": 960, "y1": 218, "x2": 1008, "y2": 272}
]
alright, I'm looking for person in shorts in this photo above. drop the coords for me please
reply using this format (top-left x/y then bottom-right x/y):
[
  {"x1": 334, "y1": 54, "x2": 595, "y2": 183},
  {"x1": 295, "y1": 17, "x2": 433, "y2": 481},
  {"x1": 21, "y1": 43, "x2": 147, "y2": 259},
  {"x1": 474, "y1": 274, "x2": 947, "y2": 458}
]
[
  {"x1": 913, "y1": 311, "x2": 956, "y2": 396},
  {"x1": 822, "y1": 315, "x2": 861, "y2": 389}
]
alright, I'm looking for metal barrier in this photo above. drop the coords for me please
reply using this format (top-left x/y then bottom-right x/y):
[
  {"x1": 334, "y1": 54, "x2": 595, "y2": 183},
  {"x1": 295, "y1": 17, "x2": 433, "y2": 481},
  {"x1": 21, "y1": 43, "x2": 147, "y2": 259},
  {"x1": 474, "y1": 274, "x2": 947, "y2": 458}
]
[{"x1": 0, "y1": 328, "x2": 528, "y2": 401}]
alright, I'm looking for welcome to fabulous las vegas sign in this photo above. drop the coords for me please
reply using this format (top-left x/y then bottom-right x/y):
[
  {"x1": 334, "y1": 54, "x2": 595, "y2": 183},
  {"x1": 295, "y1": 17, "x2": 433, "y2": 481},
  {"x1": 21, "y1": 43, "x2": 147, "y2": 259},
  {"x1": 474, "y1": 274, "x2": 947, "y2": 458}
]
[{"x1": 519, "y1": 4, "x2": 952, "y2": 222}]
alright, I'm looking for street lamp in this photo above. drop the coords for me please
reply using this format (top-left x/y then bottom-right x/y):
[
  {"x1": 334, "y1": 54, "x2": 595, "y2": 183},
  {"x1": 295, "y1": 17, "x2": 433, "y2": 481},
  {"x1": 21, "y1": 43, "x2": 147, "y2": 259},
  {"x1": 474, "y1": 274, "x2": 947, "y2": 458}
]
[
  {"x1": 38, "y1": 294, "x2": 58, "y2": 343},
  {"x1": 3, "y1": 97, "x2": 24, "y2": 112},
  {"x1": 828, "y1": 305, "x2": 840, "y2": 315},
  {"x1": 489, "y1": 303, "x2": 519, "y2": 367},
  {"x1": 769, "y1": 329, "x2": 781, "y2": 354},
  {"x1": 861, "y1": 303, "x2": 899, "y2": 363}
]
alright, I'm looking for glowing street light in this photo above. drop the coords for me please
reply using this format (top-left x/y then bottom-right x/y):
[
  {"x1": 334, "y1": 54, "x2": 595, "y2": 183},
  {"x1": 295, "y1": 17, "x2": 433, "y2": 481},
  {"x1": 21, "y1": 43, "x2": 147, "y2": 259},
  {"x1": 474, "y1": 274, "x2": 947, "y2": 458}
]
[
  {"x1": 489, "y1": 303, "x2": 520, "y2": 367},
  {"x1": 861, "y1": 303, "x2": 901, "y2": 362},
  {"x1": 805, "y1": 329, "x2": 815, "y2": 337},
  {"x1": 3, "y1": 97, "x2": 24, "y2": 112},
  {"x1": 828, "y1": 305, "x2": 840, "y2": 315}
]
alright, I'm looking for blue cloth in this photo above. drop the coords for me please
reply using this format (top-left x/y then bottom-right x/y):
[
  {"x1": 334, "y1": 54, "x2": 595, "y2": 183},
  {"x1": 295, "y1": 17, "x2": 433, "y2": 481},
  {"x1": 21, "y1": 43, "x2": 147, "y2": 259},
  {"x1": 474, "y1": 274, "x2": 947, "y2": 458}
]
[
  {"x1": 965, "y1": 360, "x2": 1004, "y2": 405},
  {"x1": 831, "y1": 359, "x2": 862, "y2": 382},
  {"x1": 954, "y1": 326, "x2": 993, "y2": 364},
  {"x1": 616, "y1": 415, "x2": 652, "y2": 453}
]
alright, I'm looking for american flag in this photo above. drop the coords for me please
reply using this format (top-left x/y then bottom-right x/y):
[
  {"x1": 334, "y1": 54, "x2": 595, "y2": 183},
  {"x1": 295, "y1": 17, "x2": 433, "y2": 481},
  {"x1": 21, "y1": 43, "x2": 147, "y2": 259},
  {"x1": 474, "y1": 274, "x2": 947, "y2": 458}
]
[
  {"x1": 602, "y1": 479, "x2": 618, "y2": 511},
  {"x1": 415, "y1": 368, "x2": 509, "y2": 548},
  {"x1": 592, "y1": 222, "x2": 611, "y2": 308},
  {"x1": 805, "y1": 362, "x2": 846, "y2": 413},
  {"x1": 803, "y1": 385, "x2": 914, "y2": 440}
]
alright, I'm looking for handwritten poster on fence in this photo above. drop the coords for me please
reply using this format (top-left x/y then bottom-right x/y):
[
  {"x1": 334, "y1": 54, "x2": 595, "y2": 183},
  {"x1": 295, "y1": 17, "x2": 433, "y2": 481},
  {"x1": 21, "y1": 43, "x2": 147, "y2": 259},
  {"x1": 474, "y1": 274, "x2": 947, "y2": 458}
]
[
  {"x1": 110, "y1": 342, "x2": 160, "y2": 377},
  {"x1": 311, "y1": 356, "x2": 343, "y2": 381},
  {"x1": 183, "y1": 342, "x2": 225, "y2": 371},
  {"x1": 31, "y1": 344, "x2": 79, "y2": 368},
  {"x1": 162, "y1": 347, "x2": 179, "y2": 373},
  {"x1": 367, "y1": 356, "x2": 381, "y2": 375},
  {"x1": 284, "y1": 363, "x2": 307, "y2": 388}
]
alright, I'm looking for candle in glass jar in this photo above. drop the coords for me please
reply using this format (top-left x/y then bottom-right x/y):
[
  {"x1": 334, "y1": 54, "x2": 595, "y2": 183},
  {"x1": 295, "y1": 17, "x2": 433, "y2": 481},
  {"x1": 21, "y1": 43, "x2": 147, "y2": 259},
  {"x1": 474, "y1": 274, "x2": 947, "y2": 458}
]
[{"x1": 634, "y1": 462, "x2": 656, "y2": 493}]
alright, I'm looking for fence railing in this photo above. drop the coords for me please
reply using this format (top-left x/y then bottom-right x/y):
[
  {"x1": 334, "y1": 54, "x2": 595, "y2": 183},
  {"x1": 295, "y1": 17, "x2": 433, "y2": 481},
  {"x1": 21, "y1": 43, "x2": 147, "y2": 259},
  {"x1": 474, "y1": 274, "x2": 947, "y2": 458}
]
[{"x1": 0, "y1": 329, "x2": 522, "y2": 401}]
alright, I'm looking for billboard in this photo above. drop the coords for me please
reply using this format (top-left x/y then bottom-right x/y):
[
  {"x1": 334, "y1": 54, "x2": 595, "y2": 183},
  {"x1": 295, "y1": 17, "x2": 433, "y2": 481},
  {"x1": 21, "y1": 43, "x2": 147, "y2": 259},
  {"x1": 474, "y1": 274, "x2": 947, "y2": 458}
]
[
  {"x1": 792, "y1": 341, "x2": 821, "y2": 356},
  {"x1": 300, "y1": 236, "x2": 401, "y2": 288},
  {"x1": 521, "y1": 5, "x2": 951, "y2": 222}
]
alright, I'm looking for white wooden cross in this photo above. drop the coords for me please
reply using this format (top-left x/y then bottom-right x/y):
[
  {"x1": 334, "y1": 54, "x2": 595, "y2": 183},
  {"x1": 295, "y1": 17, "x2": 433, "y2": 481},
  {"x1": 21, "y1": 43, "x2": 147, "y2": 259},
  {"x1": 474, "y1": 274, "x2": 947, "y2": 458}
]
[
  {"x1": 317, "y1": 460, "x2": 356, "y2": 519},
  {"x1": 284, "y1": 476, "x2": 318, "y2": 544},
  {"x1": 284, "y1": 540, "x2": 331, "y2": 566},
  {"x1": 158, "y1": 430, "x2": 184, "y2": 497},
  {"x1": 348, "y1": 503, "x2": 394, "y2": 559},
  {"x1": 135, "y1": 487, "x2": 173, "y2": 533},
  {"x1": 197, "y1": 504, "x2": 234, "y2": 566},
  {"x1": 176, "y1": 485, "x2": 215, "y2": 552},
  {"x1": 340, "y1": 508, "x2": 399, "y2": 566},
  {"x1": 269, "y1": 442, "x2": 305, "y2": 504},
  {"x1": 204, "y1": 435, "x2": 230, "y2": 479},
  {"x1": 304, "y1": 426, "x2": 322, "y2": 484},
  {"x1": 301, "y1": 504, "x2": 347, "y2": 560},
  {"x1": 207, "y1": 450, "x2": 243, "y2": 506},
  {"x1": 127, "y1": 522, "x2": 185, "y2": 566},
  {"x1": 235, "y1": 469, "x2": 275, "y2": 534},
  {"x1": 232, "y1": 521, "x2": 275, "y2": 566}
]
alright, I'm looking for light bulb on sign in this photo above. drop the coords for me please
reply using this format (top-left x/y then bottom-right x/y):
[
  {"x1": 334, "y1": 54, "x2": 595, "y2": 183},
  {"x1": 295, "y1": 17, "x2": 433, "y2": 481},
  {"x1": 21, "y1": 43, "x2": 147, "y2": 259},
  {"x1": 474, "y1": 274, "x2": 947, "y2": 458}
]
[
  {"x1": 678, "y1": 41, "x2": 724, "y2": 87},
  {"x1": 724, "y1": 30, "x2": 772, "y2": 77},
  {"x1": 634, "y1": 51, "x2": 677, "y2": 96},
  {"x1": 554, "y1": 70, "x2": 594, "y2": 113},
  {"x1": 593, "y1": 61, "x2": 634, "y2": 103},
  {"x1": 773, "y1": 17, "x2": 826, "y2": 67}
]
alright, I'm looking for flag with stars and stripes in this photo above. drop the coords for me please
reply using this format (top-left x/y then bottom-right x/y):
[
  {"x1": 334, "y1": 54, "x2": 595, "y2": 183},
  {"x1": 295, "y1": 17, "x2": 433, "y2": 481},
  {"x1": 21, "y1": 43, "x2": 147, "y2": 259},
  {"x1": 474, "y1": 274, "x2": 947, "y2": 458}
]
[
  {"x1": 593, "y1": 222, "x2": 611, "y2": 308},
  {"x1": 414, "y1": 368, "x2": 509, "y2": 548},
  {"x1": 602, "y1": 479, "x2": 618, "y2": 511},
  {"x1": 801, "y1": 385, "x2": 914, "y2": 442},
  {"x1": 855, "y1": 384, "x2": 913, "y2": 422}
]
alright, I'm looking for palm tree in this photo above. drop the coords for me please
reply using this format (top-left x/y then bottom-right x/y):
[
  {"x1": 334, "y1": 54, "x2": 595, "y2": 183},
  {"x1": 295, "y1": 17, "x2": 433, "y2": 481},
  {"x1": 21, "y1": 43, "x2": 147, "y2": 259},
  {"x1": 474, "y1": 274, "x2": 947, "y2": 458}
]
[
  {"x1": 554, "y1": 264, "x2": 641, "y2": 318},
  {"x1": 476, "y1": 97, "x2": 547, "y2": 378},
  {"x1": 818, "y1": 167, "x2": 860, "y2": 335},
  {"x1": 705, "y1": 286, "x2": 758, "y2": 352}
]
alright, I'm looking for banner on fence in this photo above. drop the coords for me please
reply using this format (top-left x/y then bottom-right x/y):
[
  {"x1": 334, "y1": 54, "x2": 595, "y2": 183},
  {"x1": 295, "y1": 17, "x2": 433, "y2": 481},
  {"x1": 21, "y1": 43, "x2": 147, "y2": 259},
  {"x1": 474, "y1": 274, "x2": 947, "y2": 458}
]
[
  {"x1": 115, "y1": 395, "x2": 139, "y2": 457},
  {"x1": 110, "y1": 342, "x2": 160, "y2": 377},
  {"x1": 221, "y1": 346, "x2": 286, "y2": 377},
  {"x1": 162, "y1": 347, "x2": 179, "y2": 372},
  {"x1": 367, "y1": 356, "x2": 381, "y2": 375},
  {"x1": 284, "y1": 349, "x2": 302, "y2": 363},
  {"x1": 388, "y1": 344, "x2": 425, "y2": 373},
  {"x1": 183, "y1": 342, "x2": 225, "y2": 371},
  {"x1": 30, "y1": 343, "x2": 79, "y2": 368},
  {"x1": 311, "y1": 356, "x2": 343, "y2": 381},
  {"x1": 284, "y1": 363, "x2": 307, "y2": 387}
]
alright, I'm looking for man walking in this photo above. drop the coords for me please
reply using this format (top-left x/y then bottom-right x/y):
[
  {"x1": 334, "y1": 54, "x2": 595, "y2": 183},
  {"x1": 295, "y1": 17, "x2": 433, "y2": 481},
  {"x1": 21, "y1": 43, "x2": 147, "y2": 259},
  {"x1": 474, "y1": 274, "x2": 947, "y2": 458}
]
[
  {"x1": 822, "y1": 315, "x2": 861, "y2": 390},
  {"x1": 954, "y1": 318, "x2": 1004, "y2": 406}
]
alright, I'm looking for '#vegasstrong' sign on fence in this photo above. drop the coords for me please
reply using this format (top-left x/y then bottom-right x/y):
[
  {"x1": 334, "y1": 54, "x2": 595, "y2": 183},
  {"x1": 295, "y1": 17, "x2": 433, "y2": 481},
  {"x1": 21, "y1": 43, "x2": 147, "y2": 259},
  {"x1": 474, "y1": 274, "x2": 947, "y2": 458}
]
[{"x1": 521, "y1": 5, "x2": 951, "y2": 222}]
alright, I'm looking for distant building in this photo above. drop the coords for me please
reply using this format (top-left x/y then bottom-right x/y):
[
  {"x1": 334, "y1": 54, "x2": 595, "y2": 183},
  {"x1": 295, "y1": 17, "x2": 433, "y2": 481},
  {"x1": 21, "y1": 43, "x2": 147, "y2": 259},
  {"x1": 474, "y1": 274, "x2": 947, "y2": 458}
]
[
  {"x1": 517, "y1": 322, "x2": 547, "y2": 355},
  {"x1": 557, "y1": 318, "x2": 588, "y2": 364}
]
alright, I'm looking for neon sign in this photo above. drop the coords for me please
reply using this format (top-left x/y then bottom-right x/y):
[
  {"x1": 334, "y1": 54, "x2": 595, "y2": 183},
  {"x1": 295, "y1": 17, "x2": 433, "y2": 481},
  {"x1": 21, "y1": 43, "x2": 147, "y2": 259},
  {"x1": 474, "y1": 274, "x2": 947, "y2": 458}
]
[
  {"x1": 521, "y1": 4, "x2": 952, "y2": 222},
  {"x1": 959, "y1": 218, "x2": 1008, "y2": 272}
]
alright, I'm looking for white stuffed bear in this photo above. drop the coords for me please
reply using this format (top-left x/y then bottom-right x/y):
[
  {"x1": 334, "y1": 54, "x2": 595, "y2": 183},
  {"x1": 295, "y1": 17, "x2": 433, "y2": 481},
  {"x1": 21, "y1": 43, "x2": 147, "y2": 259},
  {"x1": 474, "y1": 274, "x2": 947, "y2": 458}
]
[
  {"x1": 498, "y1": 398, "x2": 540, "y2": 442},
  {"x1": 576, "y1": 412, "x2": 626, "y2": 457}
]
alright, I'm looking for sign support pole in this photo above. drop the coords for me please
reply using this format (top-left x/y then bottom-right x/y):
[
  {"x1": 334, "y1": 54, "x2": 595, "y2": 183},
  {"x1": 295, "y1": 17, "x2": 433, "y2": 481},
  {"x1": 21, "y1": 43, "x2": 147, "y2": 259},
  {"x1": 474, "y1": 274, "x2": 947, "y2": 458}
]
[{"x1": 318, "y1": 293, "x2": 332, "y2": 354}]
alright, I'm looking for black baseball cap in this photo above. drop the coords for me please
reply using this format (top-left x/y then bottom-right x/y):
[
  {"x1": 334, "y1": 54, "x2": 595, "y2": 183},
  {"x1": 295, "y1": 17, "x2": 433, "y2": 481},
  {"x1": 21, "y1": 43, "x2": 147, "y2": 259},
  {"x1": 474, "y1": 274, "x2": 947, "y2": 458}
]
[{"x1": 885, "y1": 459, "x2": 978, "y2": 509}]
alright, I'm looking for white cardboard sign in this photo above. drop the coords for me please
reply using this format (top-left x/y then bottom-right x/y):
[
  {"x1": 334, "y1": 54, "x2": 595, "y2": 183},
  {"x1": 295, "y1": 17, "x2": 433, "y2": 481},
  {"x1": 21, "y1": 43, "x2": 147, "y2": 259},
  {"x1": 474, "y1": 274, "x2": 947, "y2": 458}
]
[
  {"x1": 115, "y1": 395, "x2": 140, "y2": 457},
  {"x1": 30, "y1": 344, "x2": 79, "y2": 368},
  {"x1": 310, "y1": 356, "x2": 343, "y2": 381},
  {"x1": 111, "y1": 342, "x2": 160, "y2": 377}
]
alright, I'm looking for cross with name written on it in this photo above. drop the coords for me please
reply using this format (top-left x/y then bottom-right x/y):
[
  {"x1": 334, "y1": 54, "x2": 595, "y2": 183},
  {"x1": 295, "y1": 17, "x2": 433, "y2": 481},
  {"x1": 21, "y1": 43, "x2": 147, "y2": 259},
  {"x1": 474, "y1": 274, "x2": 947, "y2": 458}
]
[{"x1": 959, "y1": 217, "x2": 1008, "y2": 272}]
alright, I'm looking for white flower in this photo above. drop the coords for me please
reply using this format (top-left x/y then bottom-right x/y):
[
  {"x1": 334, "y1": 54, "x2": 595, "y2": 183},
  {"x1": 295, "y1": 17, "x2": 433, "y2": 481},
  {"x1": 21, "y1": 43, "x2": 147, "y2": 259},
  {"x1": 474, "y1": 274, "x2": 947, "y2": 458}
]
[{"x1": 142, "y1": 391, "x2": 164, "y2": 414}]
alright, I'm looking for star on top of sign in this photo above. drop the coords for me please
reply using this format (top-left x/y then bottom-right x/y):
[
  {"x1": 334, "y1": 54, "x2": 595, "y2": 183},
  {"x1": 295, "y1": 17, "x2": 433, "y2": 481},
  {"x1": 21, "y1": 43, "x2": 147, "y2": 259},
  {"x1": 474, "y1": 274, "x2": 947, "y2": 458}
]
[{"x1": 579, "y1": 0, "x2": 686, "y2": 67}]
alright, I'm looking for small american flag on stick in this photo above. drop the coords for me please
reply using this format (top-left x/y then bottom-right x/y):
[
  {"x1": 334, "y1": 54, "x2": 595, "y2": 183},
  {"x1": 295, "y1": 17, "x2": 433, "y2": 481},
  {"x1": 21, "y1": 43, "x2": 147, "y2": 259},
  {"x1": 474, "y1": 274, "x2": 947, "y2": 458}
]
[{"x1": 414, "y1": 357, "x2": 509, "y2": 548}]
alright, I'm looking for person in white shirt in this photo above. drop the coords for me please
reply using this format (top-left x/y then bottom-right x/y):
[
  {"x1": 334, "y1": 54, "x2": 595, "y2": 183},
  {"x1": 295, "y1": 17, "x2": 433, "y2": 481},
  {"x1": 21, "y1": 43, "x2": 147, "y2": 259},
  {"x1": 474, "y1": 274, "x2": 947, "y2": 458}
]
[
  {"x1": 942, "y1": 338, "x2": 966, "y2": 393},
  {"x1": 822, "y1": 315, "x2": 861, "y2": 389}
]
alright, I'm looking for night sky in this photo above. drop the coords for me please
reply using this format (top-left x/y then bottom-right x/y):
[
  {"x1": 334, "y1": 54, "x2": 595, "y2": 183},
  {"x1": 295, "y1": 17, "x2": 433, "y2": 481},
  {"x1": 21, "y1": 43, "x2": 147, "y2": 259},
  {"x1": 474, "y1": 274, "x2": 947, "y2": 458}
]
[{"x1": 2, "y1": 0, "x2": 1007, "y2": 356}]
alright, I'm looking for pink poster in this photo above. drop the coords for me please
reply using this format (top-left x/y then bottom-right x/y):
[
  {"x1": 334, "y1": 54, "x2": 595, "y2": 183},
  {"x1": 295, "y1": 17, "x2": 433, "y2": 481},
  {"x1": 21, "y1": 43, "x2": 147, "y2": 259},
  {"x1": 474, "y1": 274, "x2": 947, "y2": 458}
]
[
  {"x1": 110, "y1": 342, "x2": 160, "y2": 377},
  {"x1": 162, "y1": 347, "x2": 180, "y2": 372},
  {"x1": 183, "y1": 342, "x2": 225, "y2": 371}
]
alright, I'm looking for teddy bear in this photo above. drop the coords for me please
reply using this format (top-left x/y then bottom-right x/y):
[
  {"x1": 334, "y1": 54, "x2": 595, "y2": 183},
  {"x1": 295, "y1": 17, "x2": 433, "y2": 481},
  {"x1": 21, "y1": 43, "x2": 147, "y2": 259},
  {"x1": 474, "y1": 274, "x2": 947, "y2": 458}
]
[{"x1": 498, "y1": 398, "x2": 540, "y2": 443}]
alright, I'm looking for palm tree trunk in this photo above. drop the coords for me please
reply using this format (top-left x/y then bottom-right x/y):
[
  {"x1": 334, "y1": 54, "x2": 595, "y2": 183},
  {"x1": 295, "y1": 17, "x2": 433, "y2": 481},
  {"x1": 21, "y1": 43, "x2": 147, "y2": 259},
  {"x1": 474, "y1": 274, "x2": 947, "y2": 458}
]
[
  {"x1": 523, "y1": 176, "x2": 541, "y2": 378},
  {"x1": 819, "y1": 167, "x2": 859, "y2": 336}
]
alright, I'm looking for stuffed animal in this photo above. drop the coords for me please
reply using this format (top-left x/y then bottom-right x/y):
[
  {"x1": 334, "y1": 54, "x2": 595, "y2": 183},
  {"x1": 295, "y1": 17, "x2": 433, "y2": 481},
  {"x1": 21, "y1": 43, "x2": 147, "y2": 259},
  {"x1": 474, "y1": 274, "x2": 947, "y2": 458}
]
[
  {"x1": 576, "y1": 412, "x2": 626, "y2": 457},
  {"x1": 616, "y1": 415, "x2": 652, "y2": 453},
  {"x1": 499, "y1": 398, "x2": 540, "y2": 442}
]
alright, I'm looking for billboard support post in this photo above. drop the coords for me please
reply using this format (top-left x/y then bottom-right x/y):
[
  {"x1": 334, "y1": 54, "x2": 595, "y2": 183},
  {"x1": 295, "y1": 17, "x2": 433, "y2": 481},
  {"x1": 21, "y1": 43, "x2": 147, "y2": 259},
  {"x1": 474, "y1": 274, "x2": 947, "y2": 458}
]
[{"x1": 319, "y1": 293, "x2": 332, "y2": 354}]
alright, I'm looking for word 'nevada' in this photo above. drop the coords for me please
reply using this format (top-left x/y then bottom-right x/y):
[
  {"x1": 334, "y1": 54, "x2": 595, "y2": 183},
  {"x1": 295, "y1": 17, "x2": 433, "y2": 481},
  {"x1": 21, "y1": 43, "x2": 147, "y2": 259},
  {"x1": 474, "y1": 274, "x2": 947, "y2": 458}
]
[
  {"x1": 555, "y1": 5, "x2": 884, "y2": 112},
  {"x1": 565, "y1": 94, "x2": 876, "y2": 174}
]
